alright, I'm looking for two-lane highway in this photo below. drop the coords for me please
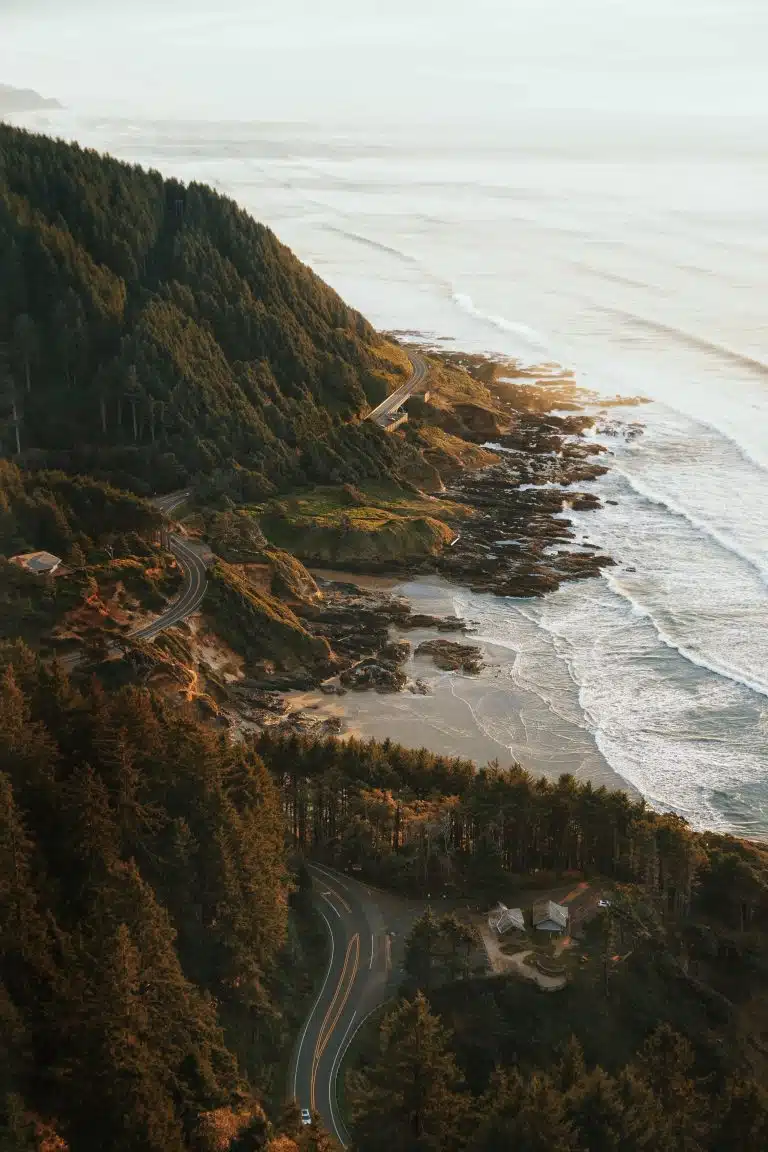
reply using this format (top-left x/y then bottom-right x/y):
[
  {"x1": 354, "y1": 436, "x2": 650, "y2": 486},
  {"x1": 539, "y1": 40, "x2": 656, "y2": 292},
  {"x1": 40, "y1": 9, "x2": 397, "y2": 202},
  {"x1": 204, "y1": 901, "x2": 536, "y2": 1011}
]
[
  {"x1": 131, "y1": 490, "x2": 209, "y2": 641},
  {"x1": 290, "y1": 864, "x2": 395, "y2": 1147},
  {"x1": 131, "y1": 533, "x2": 208, "y2": 641},
  {"x1": 367, "y1": 350, "x2": 429, "y2": 427}
]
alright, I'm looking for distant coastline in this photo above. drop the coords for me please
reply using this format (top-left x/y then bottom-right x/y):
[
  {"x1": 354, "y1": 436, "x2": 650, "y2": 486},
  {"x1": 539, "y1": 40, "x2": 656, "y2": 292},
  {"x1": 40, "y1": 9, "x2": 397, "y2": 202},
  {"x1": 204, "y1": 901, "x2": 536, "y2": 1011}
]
[{"x1": 0, "y1": 83, "x2": 62, "y2": 113}]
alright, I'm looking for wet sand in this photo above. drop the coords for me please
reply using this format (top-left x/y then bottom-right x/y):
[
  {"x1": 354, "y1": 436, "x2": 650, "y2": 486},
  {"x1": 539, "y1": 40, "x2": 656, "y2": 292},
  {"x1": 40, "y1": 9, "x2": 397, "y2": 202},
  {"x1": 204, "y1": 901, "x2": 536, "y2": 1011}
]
[{"x1": 287, "y1": 573, "x2": 632, "y2": 792}]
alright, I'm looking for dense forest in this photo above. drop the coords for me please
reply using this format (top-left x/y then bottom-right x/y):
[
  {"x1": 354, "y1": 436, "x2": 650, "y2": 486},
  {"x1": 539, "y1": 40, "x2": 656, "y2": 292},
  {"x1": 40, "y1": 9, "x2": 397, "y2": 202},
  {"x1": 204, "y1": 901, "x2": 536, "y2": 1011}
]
[
  {"x1": 257, "y1": 729, "x2": 768, "y2": 931},
  {"x1": 348, "y1": 993, "x2": 768, "y2": 1151},
  {"x1": 0, "y1": 460, "x2": 160, "y2": 558},
  {"x1": 257, "y1": 729, "x2": 768, "y2": 1149},
  {"x1": 0, "y1": 643, "x2": 330, "y2": 1150},
  {"x1": 0, "y1": 124, "x2": 418, "y2": 496},
  {"x1": 4, "y1": 661, "x2": 767, "y2": 1149}
]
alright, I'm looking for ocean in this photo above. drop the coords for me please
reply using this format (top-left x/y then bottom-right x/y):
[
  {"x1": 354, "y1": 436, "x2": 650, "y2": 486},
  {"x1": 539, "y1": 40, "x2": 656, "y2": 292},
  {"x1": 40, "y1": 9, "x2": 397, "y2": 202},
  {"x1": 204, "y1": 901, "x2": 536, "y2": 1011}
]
[{"x1": 9, "y1": 105, "x2": 767, "y2": 836}]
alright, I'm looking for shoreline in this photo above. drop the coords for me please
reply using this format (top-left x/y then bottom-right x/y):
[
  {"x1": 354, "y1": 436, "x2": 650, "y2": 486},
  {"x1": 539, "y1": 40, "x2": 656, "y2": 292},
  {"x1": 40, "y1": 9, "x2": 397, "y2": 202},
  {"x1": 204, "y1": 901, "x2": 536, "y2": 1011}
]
[
  {"x1": 266, "y1": 352, "x2": 646, "y2": 798},
  {"x1": 284, "y1": 571, "x2": 635, "y2": 796}
]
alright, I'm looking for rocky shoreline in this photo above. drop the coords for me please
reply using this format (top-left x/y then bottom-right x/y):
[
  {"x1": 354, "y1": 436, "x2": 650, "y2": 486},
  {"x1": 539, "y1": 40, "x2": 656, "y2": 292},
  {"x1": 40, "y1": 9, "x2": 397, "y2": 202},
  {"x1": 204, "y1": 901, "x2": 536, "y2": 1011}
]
[
  {"x1": 213, "y1": 575, "x2": 481, "y2": 736},
  {"x1": 146, "y1": 349, "x2": 646, "y2": 744},
  {"x1": 422, "y1": 353, "x2": 645, "y2": 598},
  {"x1": 206, "y1": 353, "x2": 647, "y2": 736}
]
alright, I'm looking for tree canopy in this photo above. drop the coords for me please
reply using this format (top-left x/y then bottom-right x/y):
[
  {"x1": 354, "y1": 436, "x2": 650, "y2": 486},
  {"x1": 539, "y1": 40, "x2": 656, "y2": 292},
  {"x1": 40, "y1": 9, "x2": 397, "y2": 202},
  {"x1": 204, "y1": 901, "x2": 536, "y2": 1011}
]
[
  {"x1": 0, "y1": 123, "x2": 414, "y2": 496},
  {"x1": 0, "y1": 643, "x2": 291, "y2": 1149}
]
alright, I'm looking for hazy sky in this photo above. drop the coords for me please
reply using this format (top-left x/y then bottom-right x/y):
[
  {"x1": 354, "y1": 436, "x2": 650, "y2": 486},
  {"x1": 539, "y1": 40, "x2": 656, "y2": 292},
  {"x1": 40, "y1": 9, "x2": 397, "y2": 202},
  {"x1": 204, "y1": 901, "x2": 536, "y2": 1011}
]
[{"x1": 2, "y1": 0, "x2": 766, "y2": 121}]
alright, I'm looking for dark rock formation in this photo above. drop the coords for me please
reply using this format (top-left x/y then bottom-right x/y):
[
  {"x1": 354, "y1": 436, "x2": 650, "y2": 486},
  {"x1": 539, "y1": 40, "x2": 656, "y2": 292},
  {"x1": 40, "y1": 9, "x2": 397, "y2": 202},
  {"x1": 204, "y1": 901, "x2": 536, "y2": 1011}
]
[
  {"x1": 409, "y1": 679, "x2": 431, "y2": 695},
  {"x1": 340, "y1": 658, "x2": 407, "y2": 692},
  {"x1": 435, "y1": 437, "x2": 615, "y2": 597},
  {"x1": 399, "y1": 613, "x2": 466, "y2": 632},
  {"x1": 380, "y1": 638, "x2": 411, "y2": 663},
  {"x1": 415, "y1": 639, "x2": 483, "y2": 674}
]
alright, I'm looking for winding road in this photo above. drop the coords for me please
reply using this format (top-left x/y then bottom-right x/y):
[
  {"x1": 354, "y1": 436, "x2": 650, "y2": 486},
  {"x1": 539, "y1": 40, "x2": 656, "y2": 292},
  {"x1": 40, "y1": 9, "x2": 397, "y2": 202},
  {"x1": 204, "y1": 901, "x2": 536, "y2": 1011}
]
[
  {"x1": 137, "y1": 353, "x2": 427, "y2": 640},
  {"x1": 130, "y1": 490, "x2": 209, "y2": 641},
  {"x1": 290, "y1": 864, "x2": 408, "y2": 1147},
  {"x1": 368, "y1": 350, "x2": 429, "y2": 427},
  {"x1": 128, "y1": 353, "x2": 427, "y2": 641}
]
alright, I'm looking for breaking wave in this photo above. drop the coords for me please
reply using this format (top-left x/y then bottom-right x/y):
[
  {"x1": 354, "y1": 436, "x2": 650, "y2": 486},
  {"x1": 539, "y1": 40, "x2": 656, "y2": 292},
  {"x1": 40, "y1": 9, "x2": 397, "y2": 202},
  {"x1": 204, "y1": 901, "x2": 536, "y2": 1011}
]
[
  {"x1": 613, "y1": 465, "x2": 768, "y2": 585},
  {"x1": 602, "y1": 571, "x2": 768, "y2": 699},
  {"x1": 451, "y1": 292, "x2": 550, "y2": 350}
]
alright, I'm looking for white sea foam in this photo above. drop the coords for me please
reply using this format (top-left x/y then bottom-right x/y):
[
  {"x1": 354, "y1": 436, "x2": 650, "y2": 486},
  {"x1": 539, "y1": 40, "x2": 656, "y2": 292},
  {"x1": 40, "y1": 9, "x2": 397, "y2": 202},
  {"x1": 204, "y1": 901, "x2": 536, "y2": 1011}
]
[
  {"x1": 611, "y1": 464, "x2": 768, "y2": 585},
  {"x1": 602, "y1": 571, "x2": 768, "y2": 699},
  {"x1": 451, "y1": 293, "x2": 550, "y2": 351}
]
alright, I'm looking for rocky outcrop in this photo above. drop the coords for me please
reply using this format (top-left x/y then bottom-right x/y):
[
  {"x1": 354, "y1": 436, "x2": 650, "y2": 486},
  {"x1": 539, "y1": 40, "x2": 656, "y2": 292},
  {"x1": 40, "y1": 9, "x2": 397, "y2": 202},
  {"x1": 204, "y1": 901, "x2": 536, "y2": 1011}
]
[
  {"x1": 435, "y1": 435, "x2": 615, "y2": 597},
  {"x1": 398, "y1": 613, "x2": 466, "y2": 632},
  {"x1": 266, "y1": 548, "x2": 322, "y2": 603},
  {"x1": 380, "y1": 639, "x2": 411, "y2": 663},
  {"x1": 228, "y1": 681, "x2": 288, "y2": 712},
  {"x1": 298, "y1": 582, "x2": 410, "y2": 662},
  {"x1": 261, "y1": 510, "x2": 455, "y2": 570},
  {"x1": 340, "y1": 658, "x2": 407, "y2": 692},
  {"x1": 415, "y1": 639, "x2": 483, "y2": 674},
  {"x1": 205, "y1": 562, "x2": 334, "y2": 682}
]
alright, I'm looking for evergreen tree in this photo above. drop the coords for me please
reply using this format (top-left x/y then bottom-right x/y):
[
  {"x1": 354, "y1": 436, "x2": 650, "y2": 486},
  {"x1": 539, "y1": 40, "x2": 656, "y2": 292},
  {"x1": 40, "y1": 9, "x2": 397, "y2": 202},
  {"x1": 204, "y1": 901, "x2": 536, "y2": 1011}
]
[
  {"x1": 567, "y1": 1067, "x2": 627, "y2": 1152},
  {"x1": 0, "y1": 121, "x2": 413, "y2": 494},
  {"x1": 634, "y1": 1026, "x2": 707, "y2": 1152},
  {"x1": 347, "y1": 993, "x2": 467, "y2": 1152},
  {"x1": 0, "y1": 653, "x2": 293, "y2": 1147},
  {"x1": 404, "y1": 909, "x2": 441, "y2": 992},
  {"x1": 0, "y1": 1093, "x2": 37, "y2": 1152},
  {"x1": 556, "y1": 1036, "x2": 587, "y2": 1093},
  {"x1": 470, "y1": 1069, "x2": 577, "y2": 1152}
]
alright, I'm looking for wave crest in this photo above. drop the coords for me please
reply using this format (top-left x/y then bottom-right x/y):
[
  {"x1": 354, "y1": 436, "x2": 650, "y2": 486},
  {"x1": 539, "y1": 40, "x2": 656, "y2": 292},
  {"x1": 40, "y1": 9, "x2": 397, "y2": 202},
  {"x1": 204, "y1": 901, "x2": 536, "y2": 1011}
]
[
  {"x1": 600, "y1": 305, "x2": 768, "y2": 379},
  {"x1": 451, "y1": 292, "x2": 549, "y2": 349},
  {"x1": 603, "y1": 571, "x2": 768, "y2": 699},
  {"x1": 614, "y1": 465, "x2": 768, "y2": 585}
]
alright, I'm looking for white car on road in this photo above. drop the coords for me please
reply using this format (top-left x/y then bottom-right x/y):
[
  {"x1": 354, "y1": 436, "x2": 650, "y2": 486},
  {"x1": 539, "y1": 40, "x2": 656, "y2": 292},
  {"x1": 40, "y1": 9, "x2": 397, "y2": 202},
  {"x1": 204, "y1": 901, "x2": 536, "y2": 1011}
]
[{"x1": 301, "y1": 1109, "x2": 312, "y2": 1126}]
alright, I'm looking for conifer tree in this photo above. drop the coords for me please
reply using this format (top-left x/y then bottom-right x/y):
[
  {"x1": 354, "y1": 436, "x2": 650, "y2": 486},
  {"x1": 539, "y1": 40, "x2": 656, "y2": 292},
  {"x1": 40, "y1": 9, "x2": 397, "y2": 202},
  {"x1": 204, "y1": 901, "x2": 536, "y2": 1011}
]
[
  {"x1": 347, "y1": 993, "x2": 467, "y2": 1152},
  {"x1": 633, "y1": 1026, "x2": 707, "y2": 1151},
  {"x1": 470, "y1": 1069, "x2": 577, "y2": 1152},
  {"x1": 404, "y1": 909, "x2": 441, "y2": 992},
  {"x1": 556, "y1": 1037, "x2": 587, "y2": 1093},
  {"x1": 567, "y1": 1067, "x2": 626, "y2": 1152}
]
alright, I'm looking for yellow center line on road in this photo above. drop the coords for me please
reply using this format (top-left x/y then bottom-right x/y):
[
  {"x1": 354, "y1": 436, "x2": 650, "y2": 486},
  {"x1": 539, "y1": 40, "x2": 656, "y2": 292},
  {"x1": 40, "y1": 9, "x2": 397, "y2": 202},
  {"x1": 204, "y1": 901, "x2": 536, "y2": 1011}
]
[
  {"x1": 311, "y1": 937, "x2": 356, "y2": 1107},
  {"x1": 310, "y1": 933, "x2": 360, "y2": 1111},
  {"x1": 316, "y1": 934, "x2": 359, "y2": 1065}
]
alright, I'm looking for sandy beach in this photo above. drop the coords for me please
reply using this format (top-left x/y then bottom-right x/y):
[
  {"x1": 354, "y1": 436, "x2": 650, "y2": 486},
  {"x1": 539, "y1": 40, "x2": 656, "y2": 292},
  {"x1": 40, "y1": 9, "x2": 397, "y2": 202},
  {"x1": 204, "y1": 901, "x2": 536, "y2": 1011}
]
[{"x1": 285, "y1": 572, "x2": 632, "y2": 793}]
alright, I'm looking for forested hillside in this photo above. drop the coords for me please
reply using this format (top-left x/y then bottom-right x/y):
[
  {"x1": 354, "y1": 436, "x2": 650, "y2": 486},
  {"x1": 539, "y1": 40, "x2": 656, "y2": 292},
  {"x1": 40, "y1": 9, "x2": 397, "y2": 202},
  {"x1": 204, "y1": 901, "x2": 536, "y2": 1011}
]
[
  {"x1": 0, "y1": 642, "x2": 326, "y2": 1150},
  {"x1": 0, "y1": 124, "x2": 412, "y2": 495},
  {"x1": 0, "y1": 460, "x2": 160, "y2": 557}
]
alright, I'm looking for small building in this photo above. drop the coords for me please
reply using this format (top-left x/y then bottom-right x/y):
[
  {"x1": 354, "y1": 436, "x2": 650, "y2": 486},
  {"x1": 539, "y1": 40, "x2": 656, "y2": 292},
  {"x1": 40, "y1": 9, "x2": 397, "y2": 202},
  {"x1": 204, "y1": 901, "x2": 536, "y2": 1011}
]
[
  {"x1": 10, "y1": 550, "x2": 62, "y2": 575},
  {"x1": 532, "y1": 900, "x2": 569, "y2": 934},
  {"x1": 488, "y1": 902, "x2": 525, "y2": 936}
]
